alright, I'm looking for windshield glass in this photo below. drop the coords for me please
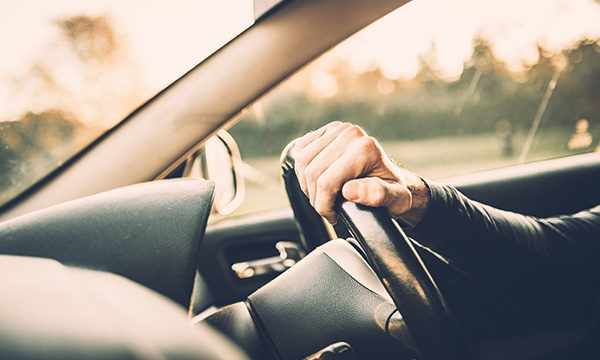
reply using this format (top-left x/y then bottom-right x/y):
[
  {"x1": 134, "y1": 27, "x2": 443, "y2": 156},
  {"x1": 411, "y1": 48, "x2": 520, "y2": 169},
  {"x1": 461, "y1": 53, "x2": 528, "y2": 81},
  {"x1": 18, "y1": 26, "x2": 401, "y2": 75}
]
[
  {"x1": 0, "y1": 0, "x2": 254, "y2": 207},
  {"x1": 225, "y1": 0, "x2": 600, "y2": 219}
]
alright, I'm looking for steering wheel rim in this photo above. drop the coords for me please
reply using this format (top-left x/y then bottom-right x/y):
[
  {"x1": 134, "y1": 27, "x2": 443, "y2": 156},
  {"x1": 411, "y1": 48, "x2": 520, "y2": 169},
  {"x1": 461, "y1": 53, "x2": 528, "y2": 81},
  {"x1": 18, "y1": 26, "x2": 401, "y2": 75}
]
[
  {"x1": 281, "y1": 141, "x2": 333, "y2": 251},
  {"x1": 282, "y1": 140, "x2": 472, "y2": 360},
  {"x1": 337, "y1": 200, "x2": 472, "y2": 360}
]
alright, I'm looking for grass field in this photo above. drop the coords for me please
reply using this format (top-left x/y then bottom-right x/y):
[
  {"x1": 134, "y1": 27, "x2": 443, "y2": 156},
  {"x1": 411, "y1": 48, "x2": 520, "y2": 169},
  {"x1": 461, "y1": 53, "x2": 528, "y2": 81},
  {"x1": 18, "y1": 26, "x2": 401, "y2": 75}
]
[{"x1": 213, "y1": 129, "x2": 597, "y2": 222}]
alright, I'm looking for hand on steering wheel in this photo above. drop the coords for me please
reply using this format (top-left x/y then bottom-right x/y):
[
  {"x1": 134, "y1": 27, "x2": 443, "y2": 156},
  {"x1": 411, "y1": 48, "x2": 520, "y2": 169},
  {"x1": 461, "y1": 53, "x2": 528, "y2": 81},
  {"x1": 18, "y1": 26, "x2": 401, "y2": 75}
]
[
  {"x1": 293, "y1": 122, "x2": 430, "y2": 227},
  {"x1": 282, "y1": 122, "x2": 472, "y2": 360}
]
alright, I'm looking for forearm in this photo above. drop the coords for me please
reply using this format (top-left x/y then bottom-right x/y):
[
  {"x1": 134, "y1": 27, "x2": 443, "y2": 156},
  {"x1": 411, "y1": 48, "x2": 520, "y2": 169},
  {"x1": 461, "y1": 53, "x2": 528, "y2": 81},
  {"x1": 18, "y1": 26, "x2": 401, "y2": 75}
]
[{"x1": 409, "y1": 181, "x2": 600, "y2": 286}]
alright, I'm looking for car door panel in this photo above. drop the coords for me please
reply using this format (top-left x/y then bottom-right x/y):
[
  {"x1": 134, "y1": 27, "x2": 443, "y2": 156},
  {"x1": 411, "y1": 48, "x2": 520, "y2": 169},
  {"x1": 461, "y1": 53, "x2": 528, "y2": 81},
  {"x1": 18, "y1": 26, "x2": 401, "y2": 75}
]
[
  {"x1": 198, "y1": 209, "x2": 304, "y2": 306},
  {"x1": 448, "y1": 153, "x2": 600, "y2": 217}
]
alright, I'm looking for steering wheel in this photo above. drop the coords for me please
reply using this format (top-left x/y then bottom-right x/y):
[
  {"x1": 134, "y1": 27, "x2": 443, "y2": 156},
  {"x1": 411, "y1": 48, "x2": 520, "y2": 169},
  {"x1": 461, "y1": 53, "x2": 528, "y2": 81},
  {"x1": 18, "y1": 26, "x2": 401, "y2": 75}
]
[{"x1": 281, "y1": 141, "x2": 472, "y2": 360}]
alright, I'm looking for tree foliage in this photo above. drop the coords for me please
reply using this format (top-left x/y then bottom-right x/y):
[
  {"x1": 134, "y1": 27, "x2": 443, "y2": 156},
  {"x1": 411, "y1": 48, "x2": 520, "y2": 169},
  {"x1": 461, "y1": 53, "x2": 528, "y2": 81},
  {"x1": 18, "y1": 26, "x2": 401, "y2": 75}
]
[{"x1": 231, "y1": 38, "x2": 600, "y2": 158}]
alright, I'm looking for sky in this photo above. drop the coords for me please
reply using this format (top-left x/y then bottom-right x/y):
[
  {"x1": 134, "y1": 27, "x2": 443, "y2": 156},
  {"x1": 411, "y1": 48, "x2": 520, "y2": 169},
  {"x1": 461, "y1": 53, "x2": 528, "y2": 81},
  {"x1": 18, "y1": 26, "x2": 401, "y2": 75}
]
[
  {"x1": 337, "y1": 0, "x2": 600, "y2": 80},
  {"x1": 1, "y1": 0, "x2": 599, "y2": 121},
  {"x1": 0, "y1": 0, "x2": 253, "y2": 121},
  {"x1": 0, "y1": 0, "x2": 253, "y2": 87}
]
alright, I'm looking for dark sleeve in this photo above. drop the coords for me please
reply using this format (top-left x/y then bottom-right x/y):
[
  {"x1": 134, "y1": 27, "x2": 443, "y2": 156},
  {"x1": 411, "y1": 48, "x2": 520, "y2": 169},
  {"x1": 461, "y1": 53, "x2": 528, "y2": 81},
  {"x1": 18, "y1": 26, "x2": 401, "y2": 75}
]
[{"x1": 410, "y1": 181, "x2": 600, "y2": 288}]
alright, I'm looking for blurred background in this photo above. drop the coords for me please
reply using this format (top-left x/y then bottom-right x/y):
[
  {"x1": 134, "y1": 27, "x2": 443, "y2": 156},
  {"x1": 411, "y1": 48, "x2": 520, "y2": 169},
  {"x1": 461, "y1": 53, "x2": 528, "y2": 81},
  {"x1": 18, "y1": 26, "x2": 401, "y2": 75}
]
[
  {"x1": 1, "y1": 0, "x2": 599, "y2": 218},
  {"x1": 228, "y1": 0, "x2": 600, "y2": 216}
]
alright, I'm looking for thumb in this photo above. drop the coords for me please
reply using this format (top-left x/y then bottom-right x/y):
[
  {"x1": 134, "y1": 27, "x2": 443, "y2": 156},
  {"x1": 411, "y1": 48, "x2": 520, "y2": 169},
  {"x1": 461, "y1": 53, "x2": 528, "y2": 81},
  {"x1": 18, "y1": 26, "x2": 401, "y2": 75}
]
[{"x1": 341, "y1": 177, "x2": 412, "y2": 218}]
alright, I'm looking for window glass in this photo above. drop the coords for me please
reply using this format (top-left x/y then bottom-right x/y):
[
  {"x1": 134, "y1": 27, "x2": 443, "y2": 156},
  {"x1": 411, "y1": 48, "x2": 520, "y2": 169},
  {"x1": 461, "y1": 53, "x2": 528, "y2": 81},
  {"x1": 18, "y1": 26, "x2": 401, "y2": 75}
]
[
  {"x1": 226, "y1": 0, "x2": 600, "y2": 218},
  {"x1": 0, "y1": 0, "x2": 253, "y2": 207}
]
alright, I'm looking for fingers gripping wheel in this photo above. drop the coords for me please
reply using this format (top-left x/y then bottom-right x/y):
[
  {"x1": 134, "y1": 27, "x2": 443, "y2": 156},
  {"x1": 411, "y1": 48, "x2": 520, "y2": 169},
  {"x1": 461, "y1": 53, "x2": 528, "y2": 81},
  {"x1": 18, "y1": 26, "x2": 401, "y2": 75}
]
[
  {"x1": 282, "y1": 140, "x2": 472, "y2": 360},
  {"x1": 281, "y1": 141, "x2": 333, "y2": 251}
]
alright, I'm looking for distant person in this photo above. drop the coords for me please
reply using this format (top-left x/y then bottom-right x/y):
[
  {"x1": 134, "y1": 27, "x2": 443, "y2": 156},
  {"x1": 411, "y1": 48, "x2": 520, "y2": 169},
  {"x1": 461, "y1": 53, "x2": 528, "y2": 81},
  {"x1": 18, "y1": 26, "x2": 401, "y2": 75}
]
[{"x1": 568, "y1": 119, "x2": 593, "y2": 150}]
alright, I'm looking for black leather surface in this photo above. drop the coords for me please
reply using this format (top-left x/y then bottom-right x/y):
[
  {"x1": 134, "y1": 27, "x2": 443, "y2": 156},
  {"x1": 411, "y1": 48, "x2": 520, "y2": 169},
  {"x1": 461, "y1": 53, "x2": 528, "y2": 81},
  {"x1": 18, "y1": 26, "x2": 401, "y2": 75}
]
[
  {"x1": 0, "y1": 179, "x2": 214, "y2": 307},
  {"x1": 449, "y1": 153, "x2": 600, "y2": 217},
  {"x1": 248, "y1": 240, "x2": 400, "y2": 360},
  {"x1": 337, "y1": 200, "x2": 472, "y2": 360},
  {"x1": 202, "y1": 302, "x2": 277, "y2": 360}
]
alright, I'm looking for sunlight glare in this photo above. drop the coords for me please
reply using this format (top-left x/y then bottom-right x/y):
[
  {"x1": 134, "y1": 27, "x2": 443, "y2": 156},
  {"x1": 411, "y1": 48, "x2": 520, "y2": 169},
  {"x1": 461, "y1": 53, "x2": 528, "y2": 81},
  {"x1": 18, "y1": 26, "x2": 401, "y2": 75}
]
[
  {"x1": 0, "y1": 0, "x2": 253, "y2": 122},
  {"x1": 337, "y1": 0, "x2": 600, "y2": 80}
]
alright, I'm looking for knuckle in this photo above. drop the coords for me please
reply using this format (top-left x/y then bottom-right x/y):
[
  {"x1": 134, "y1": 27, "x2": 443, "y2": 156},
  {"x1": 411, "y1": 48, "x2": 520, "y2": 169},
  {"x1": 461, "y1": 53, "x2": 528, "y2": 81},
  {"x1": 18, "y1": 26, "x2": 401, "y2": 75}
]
[
  {"x1": 316, "y1": 176, "x2": 335, "y2": 194},
  {"x1": 314, "y1": 202, "x2": 327, "y2": 215},
  {"x1": 304, "y1": 163, "x2": 320, "y2": 181},
  {"x1": 333, "y1": 122, "x2": 353, "y2": 136},
  {"x1": 344, "y1": 124, "x2": 366, "y2": 138},
  {"x1": 359, "y1": 136, "x2": 379, "y2": 151},
  {"x1": 294, "y1": 156, "x2": 308, "y2": 172},
  {"x1": 325, "y1": 121, "x2": 346, "y2": 135},
  {"x1": 358, "y1": 137, "x2": 384, "y2": 164},
  {"x1": 295, "y1": 133, "x2": 312, "y2": 149}
]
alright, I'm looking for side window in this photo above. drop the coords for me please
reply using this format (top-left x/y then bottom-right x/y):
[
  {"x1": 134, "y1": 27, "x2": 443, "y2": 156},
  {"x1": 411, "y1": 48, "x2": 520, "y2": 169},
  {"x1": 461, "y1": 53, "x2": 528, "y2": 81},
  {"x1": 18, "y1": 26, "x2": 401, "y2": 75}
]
[{"x1": 226, "y1": 0, "x2": 600, "y2": 218}]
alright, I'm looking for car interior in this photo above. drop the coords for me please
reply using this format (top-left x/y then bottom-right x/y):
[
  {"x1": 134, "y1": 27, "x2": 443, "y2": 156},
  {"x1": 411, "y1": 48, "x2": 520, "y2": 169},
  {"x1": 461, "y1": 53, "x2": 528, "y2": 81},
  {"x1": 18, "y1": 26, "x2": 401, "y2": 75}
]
[{"x1": 1, "y1": 0, "x2": 599, "y2": 359}]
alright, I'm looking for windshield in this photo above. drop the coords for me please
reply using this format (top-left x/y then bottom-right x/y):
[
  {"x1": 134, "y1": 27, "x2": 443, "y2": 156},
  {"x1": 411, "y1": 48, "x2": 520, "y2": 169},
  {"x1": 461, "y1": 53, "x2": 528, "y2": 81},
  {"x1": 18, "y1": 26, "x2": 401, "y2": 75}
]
[
  {"x1": 0, "y1": 0, "x2": 254, "y2": 207},
  {"x1": 224, "y1": 0, "x2": 600, "y2": 219}
]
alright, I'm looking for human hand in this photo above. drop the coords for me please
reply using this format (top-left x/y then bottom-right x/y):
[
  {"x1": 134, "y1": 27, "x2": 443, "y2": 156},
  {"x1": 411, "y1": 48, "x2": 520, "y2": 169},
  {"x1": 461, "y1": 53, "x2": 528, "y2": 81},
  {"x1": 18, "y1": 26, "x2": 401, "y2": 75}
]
[{"x1": 294, "y1": 122, "x2": 430, "y2": 225}]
